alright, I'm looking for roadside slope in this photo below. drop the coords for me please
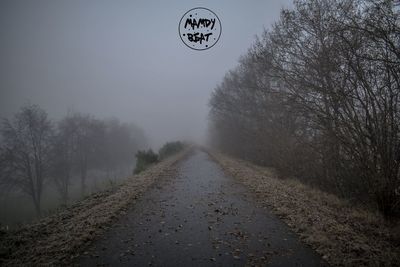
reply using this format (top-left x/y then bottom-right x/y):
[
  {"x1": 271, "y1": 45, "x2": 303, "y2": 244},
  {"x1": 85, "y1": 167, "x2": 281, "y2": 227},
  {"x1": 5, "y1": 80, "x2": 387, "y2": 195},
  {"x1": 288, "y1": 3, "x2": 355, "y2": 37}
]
[
  {"x1": 0, "y1": 148, "x2": 191, "y2": 266},
  {"x1": 207, "y1": 150, "x2": 399, "y2": 266}
]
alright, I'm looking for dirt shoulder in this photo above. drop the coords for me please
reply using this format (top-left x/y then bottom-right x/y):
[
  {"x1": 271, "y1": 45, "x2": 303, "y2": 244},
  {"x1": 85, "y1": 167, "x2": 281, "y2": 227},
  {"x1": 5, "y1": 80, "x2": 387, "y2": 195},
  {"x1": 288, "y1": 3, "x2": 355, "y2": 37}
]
[
  {"x1": 0, "y1": 148, "x2": 192, "y2": 266},
  {"x1": 207, "y1": 150, "x2": 400, "y2": 266}
]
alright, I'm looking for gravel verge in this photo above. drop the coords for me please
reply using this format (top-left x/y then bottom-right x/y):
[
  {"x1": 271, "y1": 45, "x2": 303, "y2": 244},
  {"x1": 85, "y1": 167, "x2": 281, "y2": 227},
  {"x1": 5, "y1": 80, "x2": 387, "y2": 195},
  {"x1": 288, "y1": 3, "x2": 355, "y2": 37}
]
[
  {"x1": 0, "y1": 148, "x2": 192, "y2": 266},
  {"x1": 207, "y1": 150, "x2": 400, "y2": 266}
]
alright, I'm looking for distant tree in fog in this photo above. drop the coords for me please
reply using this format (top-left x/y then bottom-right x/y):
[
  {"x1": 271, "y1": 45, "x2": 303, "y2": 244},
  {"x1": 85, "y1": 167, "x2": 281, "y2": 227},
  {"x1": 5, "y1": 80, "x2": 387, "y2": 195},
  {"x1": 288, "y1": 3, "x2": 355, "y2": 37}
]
[
  {"x1": 0, "y1": 104, "x2": 53, "y2": 215},
  {"x1": 67, "y1": 113, "x2": 104, "y2": 196},
  {"x1": 51, "y1": 115, "x2": 78, "y2": 205},
  {"x1": 101, "y1": 119, "x2": 144, "y2": 179},
  {"x1": 51, "y1": 115, "x2": 147, "y2": 201}
]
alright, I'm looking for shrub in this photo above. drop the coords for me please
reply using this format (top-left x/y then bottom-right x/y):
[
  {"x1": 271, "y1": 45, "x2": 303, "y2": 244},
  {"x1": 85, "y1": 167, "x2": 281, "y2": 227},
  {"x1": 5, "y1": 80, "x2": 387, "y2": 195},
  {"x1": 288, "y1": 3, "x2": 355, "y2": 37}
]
[{"x1": 133, "y1": 149, "x2": 158, "y2": 174}]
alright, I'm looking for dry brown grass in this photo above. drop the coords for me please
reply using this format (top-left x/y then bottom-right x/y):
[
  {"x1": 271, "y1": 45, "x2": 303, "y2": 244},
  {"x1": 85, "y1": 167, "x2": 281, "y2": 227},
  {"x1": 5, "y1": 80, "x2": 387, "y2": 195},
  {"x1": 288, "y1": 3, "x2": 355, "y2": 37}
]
[
  {"x1": 207, "y1": 150, "x2": 400, "y2": 266},
  {"x1": 0, "y1": 148, "x2": 192, "y2": 266}
]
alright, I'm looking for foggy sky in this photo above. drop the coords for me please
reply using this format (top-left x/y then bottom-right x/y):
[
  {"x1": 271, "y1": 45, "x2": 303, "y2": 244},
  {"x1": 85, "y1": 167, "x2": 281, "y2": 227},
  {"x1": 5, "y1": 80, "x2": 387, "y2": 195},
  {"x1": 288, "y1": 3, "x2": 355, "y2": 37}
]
[{"x1": 0, "y1": 0, "x2": 292, "y2": 148}]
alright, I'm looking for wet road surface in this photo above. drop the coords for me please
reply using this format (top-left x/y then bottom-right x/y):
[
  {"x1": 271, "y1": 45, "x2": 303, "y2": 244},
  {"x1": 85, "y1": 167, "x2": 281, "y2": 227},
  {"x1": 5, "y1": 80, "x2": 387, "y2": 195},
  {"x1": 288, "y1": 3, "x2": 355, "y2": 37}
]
[{"x1": 78, "y1": 150, "x2": 326, "y2": 266}]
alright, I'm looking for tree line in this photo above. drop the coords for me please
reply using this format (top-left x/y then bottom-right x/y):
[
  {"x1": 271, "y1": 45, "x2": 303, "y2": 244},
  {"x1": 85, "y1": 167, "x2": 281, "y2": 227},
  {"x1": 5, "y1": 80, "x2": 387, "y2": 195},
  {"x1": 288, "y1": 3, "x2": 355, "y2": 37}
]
[
  {"x1": 209, "y1": 0, "x2": 400, "y2": 217},
  {"x1": 0, "y1": 104, "x2": 147, "y2": 215}
]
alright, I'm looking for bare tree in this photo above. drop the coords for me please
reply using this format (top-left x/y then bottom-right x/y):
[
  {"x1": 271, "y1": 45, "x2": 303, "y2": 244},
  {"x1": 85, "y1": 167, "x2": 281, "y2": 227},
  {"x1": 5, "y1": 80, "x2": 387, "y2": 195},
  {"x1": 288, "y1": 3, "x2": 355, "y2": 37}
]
[
  {"x1": 50, "y1": 114, "x2": 147, "y2": 200},
  {"x1": 66, "y1": 114, "x2": 105, "y2": 196},
  {"x1": 0, "y1": 104, "x2": 53, "y2": 215},
  {"x1": 209, "y1": 0, "x2": 400, "y2": 217},
  {"x1": 51, "y1": 115, "x2": 77, "y2": 205}
]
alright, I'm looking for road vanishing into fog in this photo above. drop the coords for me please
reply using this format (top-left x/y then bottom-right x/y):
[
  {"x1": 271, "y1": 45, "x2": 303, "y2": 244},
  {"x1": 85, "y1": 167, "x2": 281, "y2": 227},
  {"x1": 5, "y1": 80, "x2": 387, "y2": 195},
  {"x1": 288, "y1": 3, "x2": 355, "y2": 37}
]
[{"x1": 78, "y1": 150, "x2": 326, "y2": 266}]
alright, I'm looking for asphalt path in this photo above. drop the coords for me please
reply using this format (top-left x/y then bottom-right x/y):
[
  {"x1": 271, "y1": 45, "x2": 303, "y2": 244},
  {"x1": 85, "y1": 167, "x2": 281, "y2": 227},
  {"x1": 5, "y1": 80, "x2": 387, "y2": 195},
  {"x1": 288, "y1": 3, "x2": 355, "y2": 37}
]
[{"x1": 78, "y1": 150, "x2": 326, "y2": 266}]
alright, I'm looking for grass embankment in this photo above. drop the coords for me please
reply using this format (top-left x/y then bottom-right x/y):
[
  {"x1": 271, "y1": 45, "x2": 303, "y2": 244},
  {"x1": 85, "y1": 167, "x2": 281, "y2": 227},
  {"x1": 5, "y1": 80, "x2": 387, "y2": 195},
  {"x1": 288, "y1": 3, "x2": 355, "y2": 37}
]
[
  {"x1": 208, "y1": 150, "x2": 400, "y2": 266},
  {"x1": 0, "y1": 148, "x2": 192, "y2": 266}
]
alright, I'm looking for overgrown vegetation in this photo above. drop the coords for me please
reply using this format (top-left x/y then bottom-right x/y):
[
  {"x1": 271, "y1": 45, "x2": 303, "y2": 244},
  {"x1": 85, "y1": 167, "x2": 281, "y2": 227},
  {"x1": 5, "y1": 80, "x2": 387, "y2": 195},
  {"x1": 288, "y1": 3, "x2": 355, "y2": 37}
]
[{"x1": 208, "y1": 0, "x2": 400, "y2": 218}]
